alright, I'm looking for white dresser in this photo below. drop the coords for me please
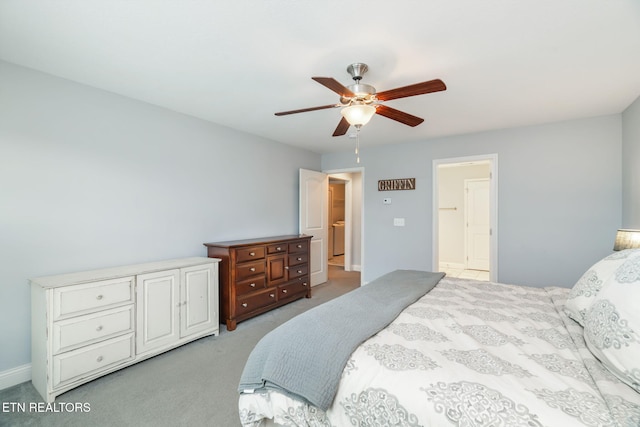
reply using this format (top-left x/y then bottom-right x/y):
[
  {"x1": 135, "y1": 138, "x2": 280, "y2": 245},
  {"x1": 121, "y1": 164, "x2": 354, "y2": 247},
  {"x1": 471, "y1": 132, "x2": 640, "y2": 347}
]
[{"x1": 30, "y1": 257, "x2": 220, "y2": 403}]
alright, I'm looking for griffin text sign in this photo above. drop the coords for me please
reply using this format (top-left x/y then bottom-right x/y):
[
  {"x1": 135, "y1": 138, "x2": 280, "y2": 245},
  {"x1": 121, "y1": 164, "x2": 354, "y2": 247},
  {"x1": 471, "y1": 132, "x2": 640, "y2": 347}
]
[{"x1": 378, "y1": 178, "x2": 416, "y2": 191}]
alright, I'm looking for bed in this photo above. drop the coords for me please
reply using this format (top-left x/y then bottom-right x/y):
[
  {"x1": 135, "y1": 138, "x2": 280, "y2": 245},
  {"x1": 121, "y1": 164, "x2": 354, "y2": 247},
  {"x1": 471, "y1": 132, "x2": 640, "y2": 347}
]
[{"x1": 238, "y1": 250, "x2": 640, "y2": 426}]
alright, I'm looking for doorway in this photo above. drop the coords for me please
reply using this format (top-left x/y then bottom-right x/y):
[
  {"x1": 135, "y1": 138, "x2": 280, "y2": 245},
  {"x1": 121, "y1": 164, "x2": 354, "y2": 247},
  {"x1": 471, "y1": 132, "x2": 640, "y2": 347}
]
[
  {"x1": 299, "y1": 168, "x2": 364, "y2": 286},
  {"x1": 325, "y1": 169, "x2": 363, "y2": 280},
  {"x1": 328, "y1": 178, "x2": 347, "y2": 269},
  {"x1": 432, "y1": 155, "x2": 498, "y2": 282}
]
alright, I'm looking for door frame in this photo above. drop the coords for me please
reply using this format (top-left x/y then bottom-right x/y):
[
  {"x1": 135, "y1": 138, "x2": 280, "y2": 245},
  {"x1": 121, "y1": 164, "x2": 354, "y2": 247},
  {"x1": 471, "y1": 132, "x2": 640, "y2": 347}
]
[
  {"x1": 432, "y1": 154, "x2": 498, "y2": 281},
  {"x1": 324, "y1": 167, "x2": 365, "y2": 285}
]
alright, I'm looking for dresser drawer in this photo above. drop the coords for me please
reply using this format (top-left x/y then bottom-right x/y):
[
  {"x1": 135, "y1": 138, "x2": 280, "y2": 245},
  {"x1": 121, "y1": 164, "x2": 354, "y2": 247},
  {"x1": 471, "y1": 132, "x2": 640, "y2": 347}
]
[
  {"x1": 236, "y1": 289, "x2": 277, "y2": 316},
  {"x1": 53, "y1": 277, "x2": 135, "y2": 320},
  {"x1": 236, "y1": 260, "x2": 265, "y2": 281},
  {"x1": 52, "y1": 333, "x2": 134, "y2": 388},
  {"x1": 288, "y1": 253, "x2": 308, "y2": 266},
  {"x1": 278, "y1": 278, "x2": 309, "y2": 299},
  {"x1": 235, "y1": 276, "x2": 266, "y2": 296},
  {"x1": 52, "y1": 305, "x2": 134, "y2": 355},
  {"x1": 288, "y1": 240, "x2": 307, "y2": 253},
  {"x1": 267, "y1": 243, "x2": 287, "y2": 254},
  {"x1": 236, "y1": 246, "x2": 265, "y2": 263},
  {"x1": 287, "y1": 265, "x2": 308, "y2": 279}
]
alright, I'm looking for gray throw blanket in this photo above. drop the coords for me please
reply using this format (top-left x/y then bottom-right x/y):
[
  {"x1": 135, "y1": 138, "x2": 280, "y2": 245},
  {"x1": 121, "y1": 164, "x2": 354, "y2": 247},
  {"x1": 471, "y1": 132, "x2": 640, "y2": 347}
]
[{"x1": 238, "y1": 269, "x2": 444, "y2": 410}]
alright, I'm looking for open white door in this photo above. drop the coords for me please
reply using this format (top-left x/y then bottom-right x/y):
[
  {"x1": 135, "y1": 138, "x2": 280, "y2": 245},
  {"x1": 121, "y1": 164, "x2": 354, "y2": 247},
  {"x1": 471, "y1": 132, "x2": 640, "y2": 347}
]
[
  {"x1": 299, "y1": 169, "x2": 328, "y2": 286},
  {"x1": 465, "y1": 178, "x2": 490, "y2": 271}
]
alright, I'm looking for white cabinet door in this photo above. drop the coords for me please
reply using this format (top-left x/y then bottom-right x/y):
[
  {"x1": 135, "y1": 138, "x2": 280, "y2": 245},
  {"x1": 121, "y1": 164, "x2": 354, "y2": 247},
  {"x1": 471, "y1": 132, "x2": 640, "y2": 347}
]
[
  {"x1": 136, "y1": 269, "x2": 180, "y2": 354},
  {"x1": 180, "y1": 263, "x2": 217, "y2": 338}
]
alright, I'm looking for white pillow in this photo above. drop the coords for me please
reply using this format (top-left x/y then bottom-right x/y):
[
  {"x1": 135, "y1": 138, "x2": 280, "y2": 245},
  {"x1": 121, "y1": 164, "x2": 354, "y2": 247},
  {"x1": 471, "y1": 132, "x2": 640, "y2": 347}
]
[
  {"x1": 564, "y1": 249, "x2": 640, "y2": 325},
  {"x1": 583, "y1": 255, "x2": 640, "y2": 392}
]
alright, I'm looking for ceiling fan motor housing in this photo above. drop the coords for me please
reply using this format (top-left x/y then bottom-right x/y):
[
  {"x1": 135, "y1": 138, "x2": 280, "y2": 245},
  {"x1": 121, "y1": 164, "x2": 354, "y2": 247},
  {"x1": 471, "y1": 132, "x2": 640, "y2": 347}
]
[
  {"x1": 342, "y1": 83, "x2": 376, "y2": 105},
  {"x1": 343, "y1": 63, "x2": 376, "y2": 104}
]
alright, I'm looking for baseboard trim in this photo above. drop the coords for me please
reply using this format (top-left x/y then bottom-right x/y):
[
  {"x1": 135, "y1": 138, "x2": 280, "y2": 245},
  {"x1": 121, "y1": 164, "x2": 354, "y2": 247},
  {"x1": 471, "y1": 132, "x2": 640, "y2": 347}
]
[{"x1": 0, "y1": 364, "x2": 31, "y2": 391}]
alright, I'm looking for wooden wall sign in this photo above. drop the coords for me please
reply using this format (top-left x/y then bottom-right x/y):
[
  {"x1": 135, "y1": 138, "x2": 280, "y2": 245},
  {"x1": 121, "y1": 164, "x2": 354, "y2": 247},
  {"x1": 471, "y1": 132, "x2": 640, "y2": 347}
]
[{"x1": 378, "y1": 178, "x2": 416, "y2": 191}]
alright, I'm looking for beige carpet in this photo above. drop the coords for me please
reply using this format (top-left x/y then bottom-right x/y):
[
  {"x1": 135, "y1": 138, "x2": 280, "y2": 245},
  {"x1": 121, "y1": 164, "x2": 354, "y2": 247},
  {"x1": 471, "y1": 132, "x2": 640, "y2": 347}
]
[{"x1": 0, "y1": 266, "x2": 360, "y2": 427}]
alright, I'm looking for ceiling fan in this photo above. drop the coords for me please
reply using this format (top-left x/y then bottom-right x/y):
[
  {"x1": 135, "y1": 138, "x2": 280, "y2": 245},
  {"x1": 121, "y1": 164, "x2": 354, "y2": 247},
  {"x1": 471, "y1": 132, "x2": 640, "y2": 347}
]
[{"x1": 274, "y1": 63, "x2": 446, "y2": 137}]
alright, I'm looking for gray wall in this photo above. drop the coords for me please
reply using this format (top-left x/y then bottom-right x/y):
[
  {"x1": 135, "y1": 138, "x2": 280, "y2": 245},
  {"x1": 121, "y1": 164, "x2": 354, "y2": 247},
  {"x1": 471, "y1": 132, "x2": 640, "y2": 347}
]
[
  {"x1": 323, "y1": 115, "x2": 623, "y2": 287},
  {"x1": 0, "y1": 61, "x2": 320, "y2": 372},
  {"x1": 622, "y1": 95, "x2": 640, "y2": 228}
]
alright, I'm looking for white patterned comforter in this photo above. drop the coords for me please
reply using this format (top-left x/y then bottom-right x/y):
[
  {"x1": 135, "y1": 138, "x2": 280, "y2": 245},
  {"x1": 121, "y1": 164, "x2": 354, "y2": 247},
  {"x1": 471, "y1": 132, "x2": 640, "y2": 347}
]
[{"x1": 239, "y1": 277, "x2": 640, "y2": 426}]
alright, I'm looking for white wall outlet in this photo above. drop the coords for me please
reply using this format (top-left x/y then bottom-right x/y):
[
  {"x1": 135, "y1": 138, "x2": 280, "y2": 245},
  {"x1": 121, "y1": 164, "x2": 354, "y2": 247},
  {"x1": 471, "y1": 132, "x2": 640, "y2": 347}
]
[
  {"x1": 393, "y1": 218, "x2": 405, "y2": 226},
  {"x1": 383, "y1": 198, "x2": 392, "y2": 205}
]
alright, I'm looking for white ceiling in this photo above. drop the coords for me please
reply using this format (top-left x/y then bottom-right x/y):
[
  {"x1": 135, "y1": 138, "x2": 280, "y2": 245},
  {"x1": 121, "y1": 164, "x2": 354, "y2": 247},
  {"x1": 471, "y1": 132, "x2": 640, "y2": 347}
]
[{"x1": 1, "y1": 1, "x2": 639, "y2": 154}]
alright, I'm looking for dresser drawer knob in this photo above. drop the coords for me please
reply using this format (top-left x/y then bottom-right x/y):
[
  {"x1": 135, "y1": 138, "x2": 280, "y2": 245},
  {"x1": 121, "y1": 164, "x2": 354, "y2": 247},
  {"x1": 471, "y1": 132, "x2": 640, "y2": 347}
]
[
  {"x1": 249, "y1": 267, "x2": 256, "y2": 272},
  {"x1": 297, "y1": 270, "x2": 302, "y2": 274},
  {"x1": 297, "y1": 257, "x2": 302, "y2": 261},
  {"x1": 96, "y1": 294, "x2": 104, "y2": 300},
  {"x1": 96, "y1": 356, "x2": 104, "y2": 363},
  {"x1": 269, "y1": 293, "x2": 275, "y2": 298},
  {"x1": 282, "y1": 289, "x2": 288, "y2": 294},
  {"x1": 96, "y1": 325, "x2": 103, "y2": 332},
  {"x1": 242, "y1": 303, "x2": 248, "y2": 308},
  {"x1": 297, "y1": 244, "x2": 302, "y2": 248},
  {"x1": 249, "y1": 282, "x2": 256, "y2": 287},
  {"x1": 302, "y1": 282, "x2": 308, "y2": 287},
  {"x1": 276, "y1": 247, "x2": 282, "y2": 251}
]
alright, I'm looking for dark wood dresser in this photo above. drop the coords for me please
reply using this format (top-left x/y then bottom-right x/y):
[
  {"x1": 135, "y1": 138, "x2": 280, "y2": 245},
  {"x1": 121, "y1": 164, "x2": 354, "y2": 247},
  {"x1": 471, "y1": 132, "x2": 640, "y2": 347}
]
[{"x1": 204, "y1": 235, "x2": 312, "y2": 331}]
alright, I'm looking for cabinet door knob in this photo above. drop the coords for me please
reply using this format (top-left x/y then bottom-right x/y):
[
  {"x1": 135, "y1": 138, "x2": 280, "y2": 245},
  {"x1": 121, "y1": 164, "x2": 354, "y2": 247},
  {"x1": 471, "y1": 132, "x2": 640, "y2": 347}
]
[
  {"x1": 96, "y1": 325, "x2": 103, "y2": 332},
  {"x1": 96, "y1": 295, "x2": 104, "y2": 300},
  {"x1": 242, "y1": 303, "x2": 248, "y2": 308},
  {"x1": 96, "y1": 356, "x2": 104, "y2": 363}
]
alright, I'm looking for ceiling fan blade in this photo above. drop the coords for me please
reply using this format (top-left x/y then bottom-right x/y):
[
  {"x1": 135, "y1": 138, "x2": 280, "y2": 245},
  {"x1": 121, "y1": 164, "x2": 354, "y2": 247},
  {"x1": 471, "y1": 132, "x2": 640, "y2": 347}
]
[
  {"x1": 376, "y1": 79, "x2": 446, "y2": 101},
  {"x1": 375, "y1": 105, "x2": 424, "y2": 127},
  {"x1": 332, "y1": 117, "x2": 350, "y2": 137},
  {"x1": 275, "y1": 104, "x2": 338, "y2": 116},
  {"x1": 312, "y1": 77, "x2": 355, "y2": 98}
]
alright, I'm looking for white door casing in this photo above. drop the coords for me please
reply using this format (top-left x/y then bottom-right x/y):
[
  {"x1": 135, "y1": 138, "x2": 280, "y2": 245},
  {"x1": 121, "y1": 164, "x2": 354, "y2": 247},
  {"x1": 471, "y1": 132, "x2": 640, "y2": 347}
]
[
  {"x1": 299, "y1": 168, "x2": 328, "y2": 286},
  {"x1": 465, "y1": 178, "x2": 490, "y2": 271}
]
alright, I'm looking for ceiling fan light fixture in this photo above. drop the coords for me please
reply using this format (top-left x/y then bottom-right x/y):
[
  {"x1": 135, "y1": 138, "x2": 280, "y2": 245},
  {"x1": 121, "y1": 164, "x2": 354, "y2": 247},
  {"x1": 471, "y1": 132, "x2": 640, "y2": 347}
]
[{"x1": 341, "y1": 104, "x2": 376, "y2": 127}]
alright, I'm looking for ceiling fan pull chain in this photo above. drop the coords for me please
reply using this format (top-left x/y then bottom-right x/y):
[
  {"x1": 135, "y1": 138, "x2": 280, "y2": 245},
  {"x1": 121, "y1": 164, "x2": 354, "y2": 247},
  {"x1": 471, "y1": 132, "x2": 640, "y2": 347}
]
[{"x1": 355, "y1": 128, "x2": 360, "y2": 164}]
